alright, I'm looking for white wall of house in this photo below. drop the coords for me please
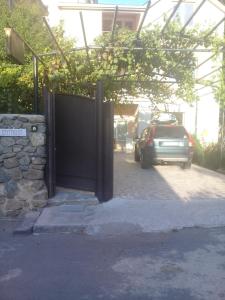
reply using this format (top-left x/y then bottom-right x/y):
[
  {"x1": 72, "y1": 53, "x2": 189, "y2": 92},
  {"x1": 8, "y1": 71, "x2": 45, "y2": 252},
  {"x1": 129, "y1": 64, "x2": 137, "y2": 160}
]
[
  {"x1": 144, "y1": 0, "x2": 224, "y2": 143},
  {"x1": 59, "y1": 10, "x2": 102, "y2": 45},
  {"x1": 42, "y1": 0, "x2": 102, "y2": 45}
]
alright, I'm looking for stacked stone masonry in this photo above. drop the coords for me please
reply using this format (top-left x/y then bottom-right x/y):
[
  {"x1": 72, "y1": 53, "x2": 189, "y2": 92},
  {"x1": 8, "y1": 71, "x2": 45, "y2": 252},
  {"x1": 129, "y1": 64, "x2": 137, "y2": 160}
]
[{"x1": 0, "y1": 114, "x2": 48, "y2": 216}]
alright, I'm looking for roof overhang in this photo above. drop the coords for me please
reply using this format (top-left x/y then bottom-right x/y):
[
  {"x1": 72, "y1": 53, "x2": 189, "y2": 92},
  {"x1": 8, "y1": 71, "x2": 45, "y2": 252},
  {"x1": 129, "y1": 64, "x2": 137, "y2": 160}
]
[
  {"x1": 58, "y1": 3, "x2": 146, "y2": 13},
  {"x1": 58, "y1": 0, "x2": 225, "y2": 14},
  {"x1": 114, "y1": 104, "x2": 138, "y2": 116}
]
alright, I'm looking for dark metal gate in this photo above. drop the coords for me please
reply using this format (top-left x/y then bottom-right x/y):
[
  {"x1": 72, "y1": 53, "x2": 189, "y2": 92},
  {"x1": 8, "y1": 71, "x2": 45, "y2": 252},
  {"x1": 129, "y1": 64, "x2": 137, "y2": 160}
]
[{"x1": 45, "y1": 81, "x2": 113, "y2": 202}]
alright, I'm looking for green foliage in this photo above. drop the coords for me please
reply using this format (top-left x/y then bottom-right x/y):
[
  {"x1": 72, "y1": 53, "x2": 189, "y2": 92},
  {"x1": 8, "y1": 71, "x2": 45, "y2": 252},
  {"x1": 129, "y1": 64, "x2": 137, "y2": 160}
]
[
  {"x1": 192, "y1": 135, "x2": 205, "y2": 165},
  {"x1": 52, "y1": 21, "x2": 223, "y2": 104},
  {"x1": 0, "y1": 62, "x2": 33, "y2": 113},
  {"x1": 203, "y1": 143, "x2": 221, "y2": 170},
  {"x1": 0, "y1": 0, "x2": 75, "y2": 113},
  {"x1": 192, "y1": 136, "x2": 225, "y2": 171}
]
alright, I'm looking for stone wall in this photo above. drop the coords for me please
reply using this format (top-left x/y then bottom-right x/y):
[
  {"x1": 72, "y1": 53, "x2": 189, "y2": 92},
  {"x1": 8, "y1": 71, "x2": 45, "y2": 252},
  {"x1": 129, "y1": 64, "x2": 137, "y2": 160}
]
[{"x1": 0, "y1": 114, "x2": 48, "y2": 216}]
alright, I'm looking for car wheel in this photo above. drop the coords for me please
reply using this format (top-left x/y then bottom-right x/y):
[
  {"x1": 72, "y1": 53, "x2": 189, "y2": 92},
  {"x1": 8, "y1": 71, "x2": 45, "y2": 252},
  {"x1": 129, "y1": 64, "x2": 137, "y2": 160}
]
[
  {"x1": 140, "y1": 151, "x2": 150, "y2": 169},
  {"x1": 134, "y1": 147, "x2": 140, "y2": 162},
  {"x1": 182, "y1": 161, "x2": 192, "y2": 169}
]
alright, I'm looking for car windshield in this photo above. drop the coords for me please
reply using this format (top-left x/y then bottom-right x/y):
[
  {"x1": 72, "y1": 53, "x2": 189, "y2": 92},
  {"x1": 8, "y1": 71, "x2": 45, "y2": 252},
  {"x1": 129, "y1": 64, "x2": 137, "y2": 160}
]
[{"x1": 154, "y1": 126, "x2": 187, "y2": 139}]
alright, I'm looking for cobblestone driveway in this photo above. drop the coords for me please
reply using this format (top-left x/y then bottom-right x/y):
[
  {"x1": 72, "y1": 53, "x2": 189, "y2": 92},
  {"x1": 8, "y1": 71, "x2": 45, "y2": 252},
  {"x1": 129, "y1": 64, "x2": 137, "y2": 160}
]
[{"x1": 114, "y1": 152, "x2": 225, "y2": 203}]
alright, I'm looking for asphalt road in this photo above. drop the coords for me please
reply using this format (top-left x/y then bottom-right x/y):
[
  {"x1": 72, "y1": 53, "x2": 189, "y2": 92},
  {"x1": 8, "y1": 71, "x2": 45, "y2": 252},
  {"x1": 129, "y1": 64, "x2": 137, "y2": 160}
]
[
  {"x1": 1, "y1": 220, "x2": 225, "y2": 300},
  {"x1": 2, "y1": 153, "x2": 225, "y2": 299}
]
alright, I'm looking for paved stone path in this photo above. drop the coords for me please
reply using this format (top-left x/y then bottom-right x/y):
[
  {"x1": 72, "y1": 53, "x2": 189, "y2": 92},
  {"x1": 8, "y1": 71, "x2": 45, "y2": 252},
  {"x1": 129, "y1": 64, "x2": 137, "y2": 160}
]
[{"x1": 114, "y1": 152, "x2": 225, "y2": 203}]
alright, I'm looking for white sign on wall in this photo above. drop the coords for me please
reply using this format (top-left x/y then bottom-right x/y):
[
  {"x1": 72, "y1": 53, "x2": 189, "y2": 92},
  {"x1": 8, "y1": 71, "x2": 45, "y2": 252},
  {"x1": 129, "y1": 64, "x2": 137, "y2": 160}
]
[{"x1": 0, "y1": 129, "x2": 27, "y2": 137}]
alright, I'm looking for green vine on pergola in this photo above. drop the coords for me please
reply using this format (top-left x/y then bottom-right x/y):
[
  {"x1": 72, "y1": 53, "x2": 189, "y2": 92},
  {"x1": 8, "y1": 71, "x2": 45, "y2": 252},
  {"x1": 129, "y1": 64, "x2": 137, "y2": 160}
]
[
  {"x1": 46, "y1": 21, "x2": 224, "y2": 106},
  {"x1": 0, "y1": 0, "x2": 224, "y2": 113}
]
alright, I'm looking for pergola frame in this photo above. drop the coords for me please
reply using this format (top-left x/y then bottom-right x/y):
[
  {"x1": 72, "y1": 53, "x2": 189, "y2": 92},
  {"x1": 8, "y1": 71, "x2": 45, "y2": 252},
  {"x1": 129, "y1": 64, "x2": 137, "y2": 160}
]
[
  {"x1": 79, "y1": 11, "x2": 91, "y2": 65},
  {"x1": 29, "y1": 0, "x2": 225, "y2": 111},
  {"x1": 180, "y1": 0, "x2": 207, "y2": 34},
  {"x1": 161, "y1": 0, "x2": 183, "y2": 34}
]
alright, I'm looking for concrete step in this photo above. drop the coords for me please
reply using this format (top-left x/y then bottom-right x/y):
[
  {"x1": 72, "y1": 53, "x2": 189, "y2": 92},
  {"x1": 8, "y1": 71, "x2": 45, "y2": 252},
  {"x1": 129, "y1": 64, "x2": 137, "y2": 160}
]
[
  {"x1": 47, "y1": 187, "x2": 99, "y2": 207},
  {"x1": 33, "y1": 205, "x2": 95, "y2": 234}
]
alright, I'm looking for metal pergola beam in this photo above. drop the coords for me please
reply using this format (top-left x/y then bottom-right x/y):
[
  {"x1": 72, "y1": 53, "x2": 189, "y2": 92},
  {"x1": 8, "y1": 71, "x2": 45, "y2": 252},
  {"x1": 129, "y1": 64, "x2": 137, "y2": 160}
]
[
  {"x1": 36, "y1": 1, "x2": 225, "y2": 98},
  {"x1": 10, "y1": 27, "x2": 47, "y2": 113},
  {"x1": 107, "y1": 79, "x2": 177, "y2": 84},
  {"x1": 161, "y1": 0, "x2": 183, "y2": 34},
  {"x1": 111, "y1": 5, "x2": 119, "y2": 44},
  {"x1": 180, "y1": 0, "x2": 206, "y2": 34},
  {"x1": 58, "y1": 4, "x2": 146, "y2": 13},
  {"x1": 39, "y1": 46, "x2": 222, "y2": 57},
  {"x1": 136, "y1": 0, "x2": 151, "y2": 39},
  {"x1": 195, "y1": 79, "x2": 220, "y2": 91},
  {"x1": 203, "y1": 16, "x2": 225, "y2": 39},
  {"x1": 43, "y1": 17, "x2": 71, "y2": 70},
  {"x1": 196, "y1": 52, "x2": 218, "y2": 69},
  {"x1": 196, "y1": 66, "x2": 221, "y2": 82},
  {"x1": 197, "y1": 91, "x2": 213, "y2": 97},
  {"x1": 79, "y1": 11, "x2": 91, "y2": 65},
  {"x1": 11, "y1": 28, "x2": 46, "y2": 66},
  {"x1": 151, "y1": 6, "x2": 174, "y2": 25},
  {"x1": 193, "y1": 16, "x2": 225, "y2": 50},
  {"x1": 162, "y1": 12, "x2": 225, "y2": 82}
]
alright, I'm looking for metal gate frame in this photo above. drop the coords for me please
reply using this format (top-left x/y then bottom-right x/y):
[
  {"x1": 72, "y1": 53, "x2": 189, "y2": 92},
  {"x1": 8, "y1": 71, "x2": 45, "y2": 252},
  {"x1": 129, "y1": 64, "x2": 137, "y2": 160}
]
[{"x1": 44, "y1": 81, "x2": 113, "y2": 202}]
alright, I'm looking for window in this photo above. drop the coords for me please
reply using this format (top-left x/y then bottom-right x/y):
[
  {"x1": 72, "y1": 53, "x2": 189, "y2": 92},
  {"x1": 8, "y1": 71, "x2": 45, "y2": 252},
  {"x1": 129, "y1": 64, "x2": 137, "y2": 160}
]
[
  {"x1": 174, "y1": 2, "x2": 194, "y2": 26},
  {"x1": 102, "y1": 19, "x2": 112, "y2": 32},
  {"x1": 125, "y1": 21, "x2": 133, "y2": 30},
  {"x1": 102, "y1": 12, "x2": 140, "y2": 32},
  {"x1": 154, "y1": 126, "x2": 187, "y2": 139}
]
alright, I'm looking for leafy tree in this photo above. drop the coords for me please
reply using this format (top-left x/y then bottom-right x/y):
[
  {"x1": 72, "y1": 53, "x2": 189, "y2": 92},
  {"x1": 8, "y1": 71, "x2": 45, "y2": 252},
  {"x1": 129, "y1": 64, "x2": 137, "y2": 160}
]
[{"x1": 0, "y1": 0, "x2": 73, "y2": 113}]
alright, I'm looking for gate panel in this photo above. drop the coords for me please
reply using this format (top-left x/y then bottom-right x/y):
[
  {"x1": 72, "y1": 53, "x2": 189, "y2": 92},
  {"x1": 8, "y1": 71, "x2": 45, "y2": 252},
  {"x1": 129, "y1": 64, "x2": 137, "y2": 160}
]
[
  {"x1": 55, "y1": 94, "x2": 96, "y2": 191},
  {"x1": 51, "y1": 81, "x2": 114, "y2": 202}
]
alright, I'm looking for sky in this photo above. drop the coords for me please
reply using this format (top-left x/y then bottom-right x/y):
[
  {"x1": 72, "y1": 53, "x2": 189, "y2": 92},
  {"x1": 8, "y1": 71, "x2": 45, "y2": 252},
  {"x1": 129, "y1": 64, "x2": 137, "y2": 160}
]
[
  {"x1": 42, "y1": 0, "x2": 147, "y2": 6},
  {"x1": 98, "y1": 0, "x2": 146, "y2": 4}
]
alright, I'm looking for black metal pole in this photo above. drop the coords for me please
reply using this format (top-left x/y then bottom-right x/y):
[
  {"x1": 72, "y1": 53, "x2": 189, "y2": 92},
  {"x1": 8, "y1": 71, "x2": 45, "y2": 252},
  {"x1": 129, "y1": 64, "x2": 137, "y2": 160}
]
[
  {"x1": 43, "y1": 17, "x2": 71, "y2": 71},
  {"x1": 96, "y1": 80, "x2": 104, "y2": 202},
  {"x1": 193, "y1": 17, "x2": 225, "y2": 50},
  {"x1": 136, "y1": 0, "x2": 151, "y2": 39},
  {"x1": 180, "y1": 0, "x2": 206, "y2": 34},
  {"x1": 196, "y1": 66, "x2": 221, "y2": 82},
  {"x1": 33, "y1": 56, "x2": 39, "y2": 113},
  {"x1": 111, "y1": 5, "x2": 119, "y2": 44},
  {"x1": 195, "y1": 79, "x2": 220, "y2": 92},
  {"x1": 9, "y1": 27, "x2": 46, "y2": 66},
  {"x1": 161, "y1": 0, "x2": 183, "y2": 34},
  {"x1": 79, "y1": 11, "x2": 91, "y2": 65}
]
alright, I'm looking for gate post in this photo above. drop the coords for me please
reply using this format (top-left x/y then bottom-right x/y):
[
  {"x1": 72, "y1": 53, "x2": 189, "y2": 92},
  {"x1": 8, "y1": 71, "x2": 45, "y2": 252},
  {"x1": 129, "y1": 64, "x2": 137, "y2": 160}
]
[
  {"x1": 96, "y1": 81, "x2": 104, "y2": 201},
  {"x1": 44, "y1": 87, "x2": 56, "y2": 198},
  {"x1": 102, "y1": 101, "x2": 114, "y2": 201},
  {"x1": 96, "y1": 81, "x2": 114, "y2": 202}
]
